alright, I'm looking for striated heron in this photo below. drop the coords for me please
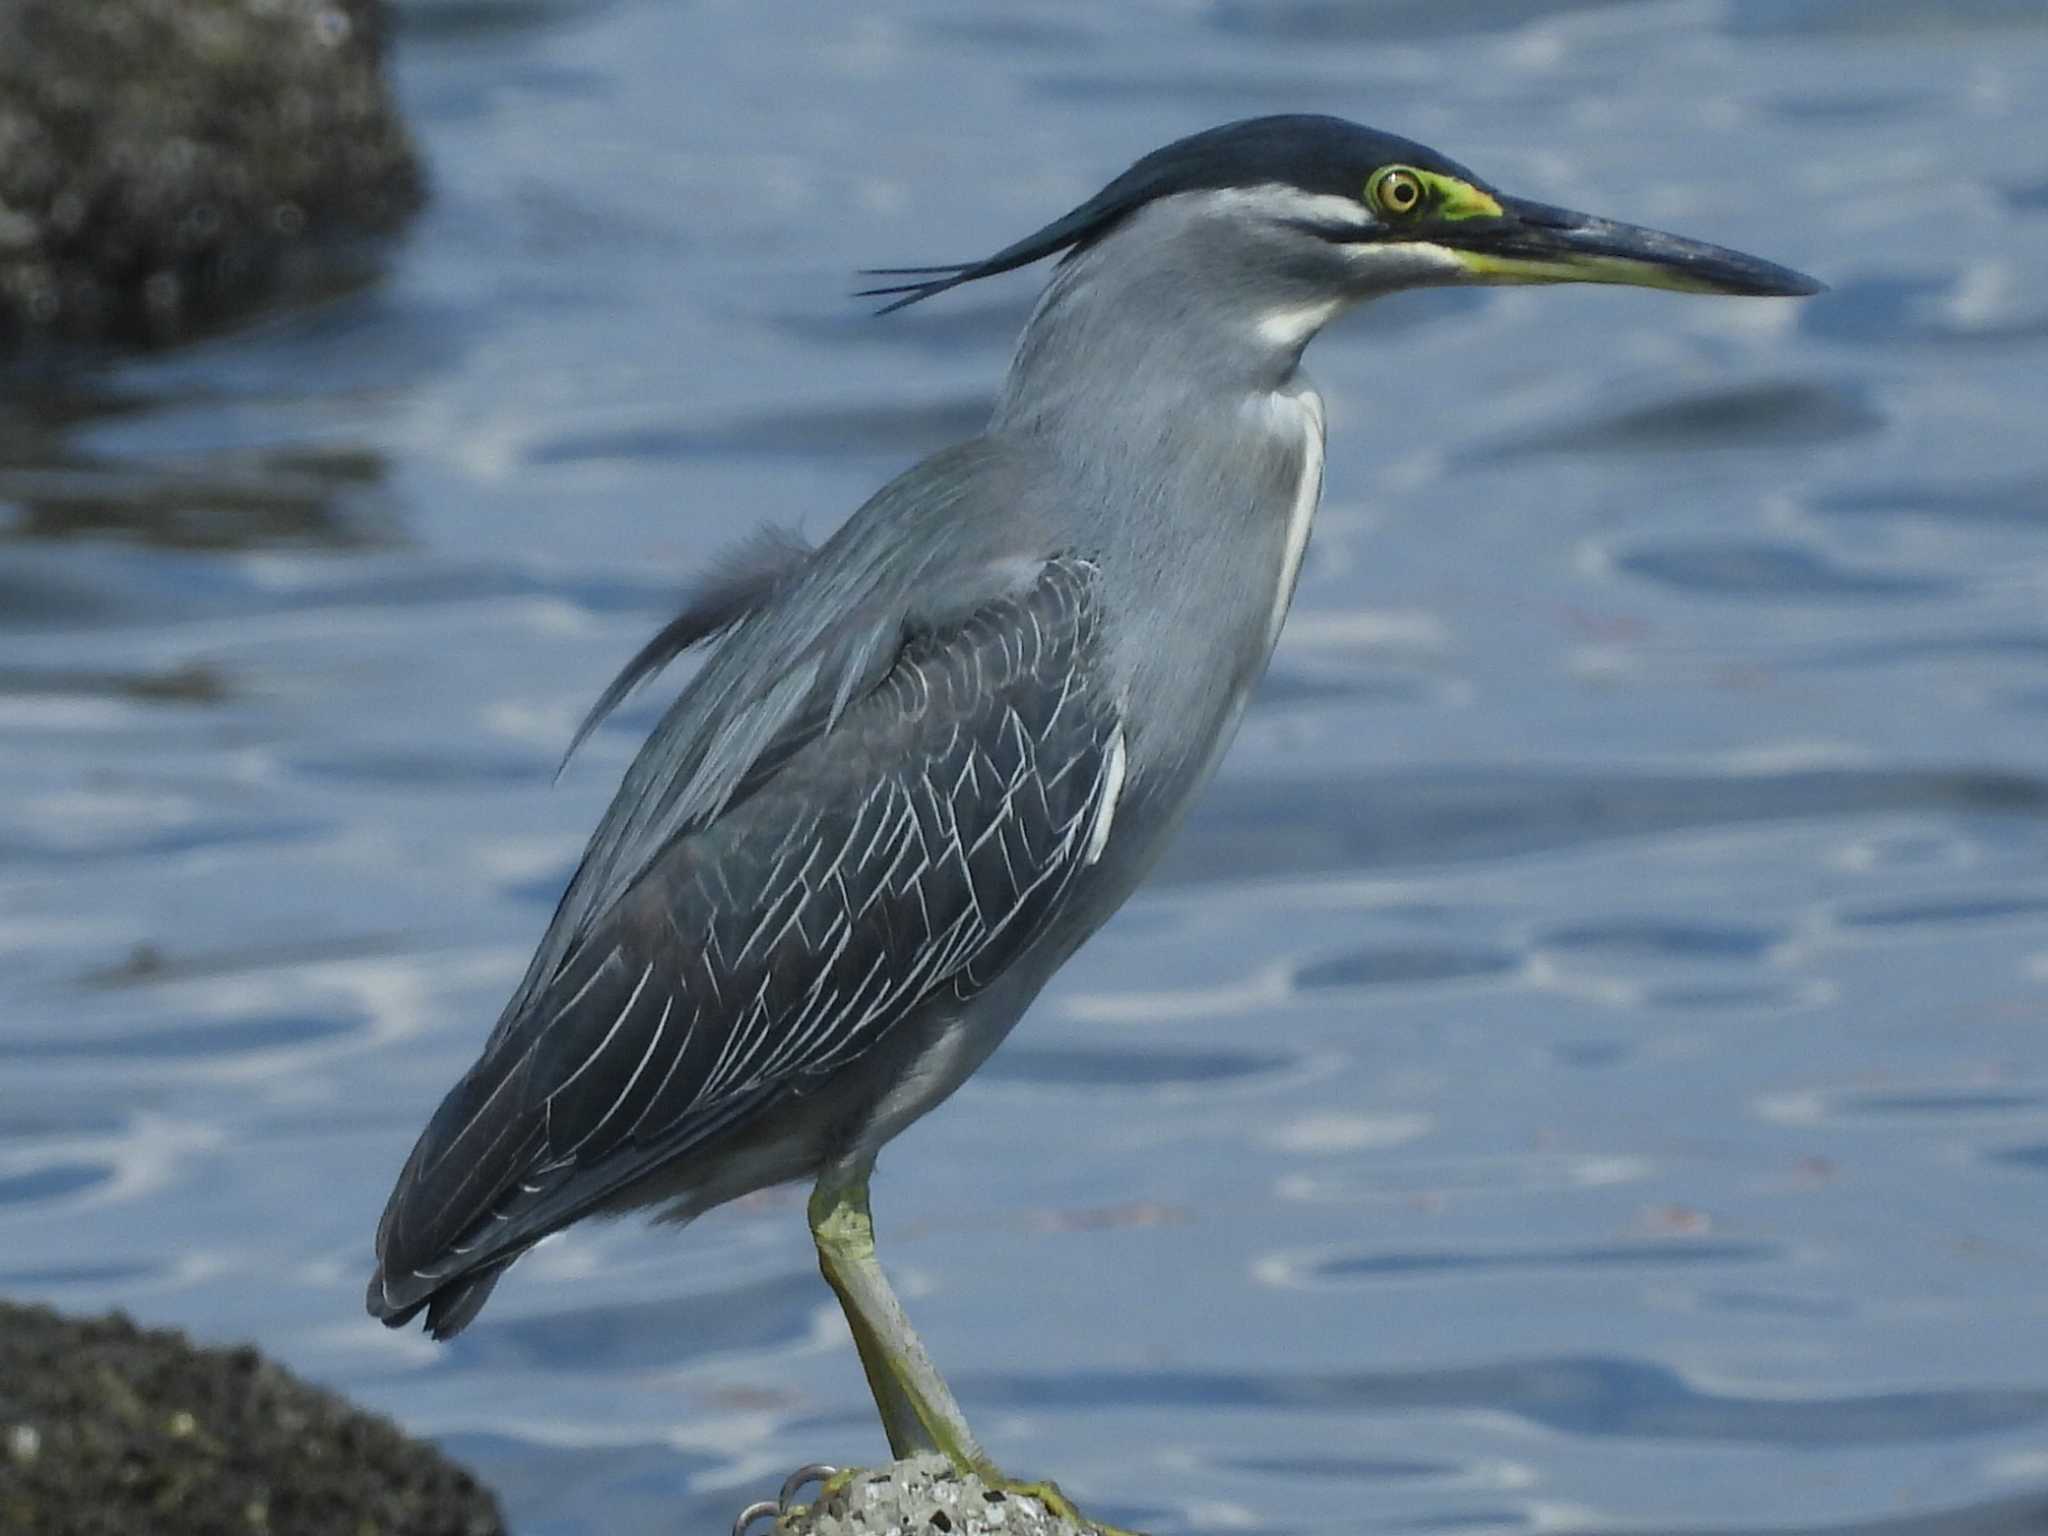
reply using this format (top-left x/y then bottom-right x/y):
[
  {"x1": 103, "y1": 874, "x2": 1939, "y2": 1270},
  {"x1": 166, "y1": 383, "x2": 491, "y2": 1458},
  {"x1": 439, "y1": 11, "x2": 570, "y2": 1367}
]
[{"x1": 369, "y1": 115, "x2": 1821, "y2": 1532}]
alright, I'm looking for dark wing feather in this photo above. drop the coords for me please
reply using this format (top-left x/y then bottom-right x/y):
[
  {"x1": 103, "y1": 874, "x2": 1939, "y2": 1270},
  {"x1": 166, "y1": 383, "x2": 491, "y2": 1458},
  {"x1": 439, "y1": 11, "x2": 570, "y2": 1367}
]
[
  {"x1": 557, "y1": 525, "x2": 814, "y2": 771},
  {"x1": 371, "y1": 557, "x2": 1120, "y2": 1333},
  {"x1": 499, "y1": 443, "x2": 1039, "y2": 1051}
]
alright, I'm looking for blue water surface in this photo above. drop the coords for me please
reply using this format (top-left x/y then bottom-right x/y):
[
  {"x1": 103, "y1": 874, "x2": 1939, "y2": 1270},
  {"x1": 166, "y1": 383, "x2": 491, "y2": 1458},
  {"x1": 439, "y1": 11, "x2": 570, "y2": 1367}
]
[{"x1": 3, "y1": 3, "x2": 2047, "y2": 1532}]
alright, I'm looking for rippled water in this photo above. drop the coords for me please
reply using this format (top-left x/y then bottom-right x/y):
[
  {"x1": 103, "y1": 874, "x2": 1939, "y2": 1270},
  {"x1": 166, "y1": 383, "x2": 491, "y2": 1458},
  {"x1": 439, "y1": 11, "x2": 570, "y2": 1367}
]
[{"x1": 4, "y1": 3, "x2": 2047, "y2": 1533}]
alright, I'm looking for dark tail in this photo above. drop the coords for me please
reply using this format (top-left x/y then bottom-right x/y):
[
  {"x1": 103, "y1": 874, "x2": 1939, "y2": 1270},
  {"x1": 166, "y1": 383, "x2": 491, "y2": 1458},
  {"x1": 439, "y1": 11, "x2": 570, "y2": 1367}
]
[{"x1": 366, "y1": 1256, "x2": 513, "y2": 1341}]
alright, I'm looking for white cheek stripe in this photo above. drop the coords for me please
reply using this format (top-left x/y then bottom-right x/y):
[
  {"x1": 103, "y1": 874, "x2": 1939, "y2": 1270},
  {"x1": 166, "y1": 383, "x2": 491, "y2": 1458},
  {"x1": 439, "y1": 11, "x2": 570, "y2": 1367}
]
[
  {"x1": 1339, "y1": 240, "x2": 1472, "y2": 282},
  {"x1": 1205, "y1": 185, "x2": 1375, "y2": 230},
  {"x1": 1256, "y1": 299, "x2": 1346, "y2": 349}
]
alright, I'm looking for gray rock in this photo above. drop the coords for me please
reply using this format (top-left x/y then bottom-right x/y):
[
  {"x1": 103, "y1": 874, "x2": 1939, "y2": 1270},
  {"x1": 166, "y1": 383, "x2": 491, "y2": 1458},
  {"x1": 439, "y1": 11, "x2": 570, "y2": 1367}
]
[
  {"x1": 0, "y1": 0, "x2": 423, "y2": 352},
  {"x1": 760, "y1": 1456, "x2": 1097, "y2": 1536}
]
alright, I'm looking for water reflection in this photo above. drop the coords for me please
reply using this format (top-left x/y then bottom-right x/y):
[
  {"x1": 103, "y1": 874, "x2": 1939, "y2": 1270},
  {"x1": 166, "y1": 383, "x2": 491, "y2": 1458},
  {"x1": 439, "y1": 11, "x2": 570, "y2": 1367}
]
[
  {"x1": 453, "y1": 1270, "x2": 823, "y2": 1373},
  {"x1": 1614, "y1": 540, "x2": 1946, "y2": 601},
  {"x1": 1210, "y1": 0, "x2": 1649, "y2": 42},
  {"x1": 963, "y1": 1357, "x2": 2048, "y2": 1445},
  {"x1": 1802, "y1": 275, "x2": 2048, "y2": 351},
  {"x1": 1487, "y1": 380, "x2": 1884, "y2": 459},
  {"x1": 0, "y1": 386, "x2": 401, "y2": 645},
  {"x1": 1161, "y1": 767, "x2": 2048, "y2": 885},
  {"x1": 1724, "y1": 0, "x2": 2048, "y2": 38},
  {"x1": 1812, "y1": 476, "x2": 2048, "y2": 530},
  {"x1": 0, "y1": 446, "x2": 395, "y2": 551},
  {"x1": 1, "y1": 1011, "x2": 359, "y2": 1062},
  {"x1": 1293, "y1": 943, "x2": 1520, "y2": 990},
  {"x1": 0, "y1": 1162, "x2": 112, "y2": 1206},
  {"x1": 1585, "y1": 1495, "x2": 2048, "y2": 1536},
  {"x1": 524, "y1": 397, "x2": 995, "y2": 468},
  {"x1": 980, "y1": 1044, "x2": 1294, "y2": 1088},
  {"x1": 1282, "y1": 1239, "x2": 1778, "y2": 1283}
]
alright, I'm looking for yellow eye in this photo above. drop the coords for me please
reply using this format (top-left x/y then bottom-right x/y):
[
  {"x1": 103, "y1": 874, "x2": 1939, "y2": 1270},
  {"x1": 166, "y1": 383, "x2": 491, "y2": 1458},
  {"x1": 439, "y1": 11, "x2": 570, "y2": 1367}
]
[{"x1": 1369, "y1": 166, "x2": 1427, "y2": 219}]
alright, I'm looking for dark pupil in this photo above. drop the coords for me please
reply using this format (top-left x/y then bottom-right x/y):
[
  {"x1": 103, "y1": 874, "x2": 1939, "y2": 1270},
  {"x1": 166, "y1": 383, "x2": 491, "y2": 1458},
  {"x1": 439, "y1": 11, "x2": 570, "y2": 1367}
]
[{"x1": 1389, "y1": 177, "x2": 1416, "y2": 207}]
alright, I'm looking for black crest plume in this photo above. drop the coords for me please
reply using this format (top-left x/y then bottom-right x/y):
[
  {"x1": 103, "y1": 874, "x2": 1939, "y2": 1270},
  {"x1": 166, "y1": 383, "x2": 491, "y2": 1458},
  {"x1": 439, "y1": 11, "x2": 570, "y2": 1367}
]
[{"x1": 858, "y1": 114, "x2": 1477, "y2": 313}]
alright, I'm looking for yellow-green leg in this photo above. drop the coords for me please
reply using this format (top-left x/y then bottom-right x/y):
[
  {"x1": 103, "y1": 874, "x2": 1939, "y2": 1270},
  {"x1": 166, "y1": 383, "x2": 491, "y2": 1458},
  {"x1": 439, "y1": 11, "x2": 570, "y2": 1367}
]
[{"x1": 806, "y1": 1161, "x2": 1145, "y2": 1536}]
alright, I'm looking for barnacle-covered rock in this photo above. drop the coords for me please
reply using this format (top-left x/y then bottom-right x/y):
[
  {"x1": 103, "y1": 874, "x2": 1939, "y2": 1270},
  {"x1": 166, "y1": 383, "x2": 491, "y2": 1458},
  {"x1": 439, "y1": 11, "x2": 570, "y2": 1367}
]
[
  {"x1": 0, "y1": 0, "x2": 423, "y2": 352},
  {"x1": 754, "y1": 1455, "x2": 1098, "y2": 1536}
]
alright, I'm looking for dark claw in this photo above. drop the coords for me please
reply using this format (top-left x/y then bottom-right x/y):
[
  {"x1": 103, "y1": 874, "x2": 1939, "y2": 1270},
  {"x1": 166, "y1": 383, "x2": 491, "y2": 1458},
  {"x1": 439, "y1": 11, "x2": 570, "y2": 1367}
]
[
  {"x1": 779, "y1": 1463, "x2": 841, "y2": 1511},
  {"x1": 731, "y1": 1498, "x2": 779, "y2": 1536}
]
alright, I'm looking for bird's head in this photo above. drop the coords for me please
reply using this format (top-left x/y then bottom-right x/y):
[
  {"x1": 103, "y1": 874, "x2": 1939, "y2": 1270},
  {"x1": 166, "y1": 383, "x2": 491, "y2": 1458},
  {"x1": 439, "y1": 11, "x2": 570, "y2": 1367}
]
[{"x1": 865, "y1": 115, "x2": 1822, "y2": 357}]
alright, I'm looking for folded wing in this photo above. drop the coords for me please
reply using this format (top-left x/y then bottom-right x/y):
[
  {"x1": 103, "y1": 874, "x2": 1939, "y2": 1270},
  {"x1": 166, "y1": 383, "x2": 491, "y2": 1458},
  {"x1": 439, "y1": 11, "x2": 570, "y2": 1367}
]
[{"x1": 370, "y1": 555, "x2": 1123, "y2": 1334}]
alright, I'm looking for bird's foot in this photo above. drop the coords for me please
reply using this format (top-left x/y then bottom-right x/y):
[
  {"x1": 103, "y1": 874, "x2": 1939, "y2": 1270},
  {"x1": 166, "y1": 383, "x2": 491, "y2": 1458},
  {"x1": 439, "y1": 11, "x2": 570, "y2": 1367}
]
[
  {"x1": 983, "y1": 1474, "x2": 1146, "y2": 1536},
  {"x1": 730, "y1": 1463, "x2": 839, "y2": 1535},
  {"x1": 733, "y1": 1458, "x2": 1146, "y2": 1535}
]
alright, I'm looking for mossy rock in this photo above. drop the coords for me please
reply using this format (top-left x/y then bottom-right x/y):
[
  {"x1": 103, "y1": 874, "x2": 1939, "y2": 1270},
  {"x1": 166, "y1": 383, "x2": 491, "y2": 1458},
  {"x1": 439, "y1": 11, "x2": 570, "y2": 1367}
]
[
  {"x1": 0, "y1": 1300, "x2": 503, "y2": 1536},
  {"x1": 0, "y1": 0, "x2": 423, "y2": 352}
]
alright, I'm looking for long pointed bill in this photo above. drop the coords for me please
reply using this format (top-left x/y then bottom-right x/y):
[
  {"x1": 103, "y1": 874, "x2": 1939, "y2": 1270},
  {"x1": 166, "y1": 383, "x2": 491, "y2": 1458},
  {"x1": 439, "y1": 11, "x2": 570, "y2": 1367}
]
[{"x1": 1441, "y1": 195, "x2": 1824, "y2": 297}]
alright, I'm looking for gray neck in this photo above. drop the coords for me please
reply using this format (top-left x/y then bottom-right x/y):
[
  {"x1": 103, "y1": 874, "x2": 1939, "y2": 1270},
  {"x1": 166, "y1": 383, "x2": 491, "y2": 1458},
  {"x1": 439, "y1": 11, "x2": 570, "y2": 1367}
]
[
  {"x1": 982, "y1": 195, "x2": 1335, "y2": 786},
  {"x1": 990, "y1": 194, "x2": 1326, "y2": 447}
]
